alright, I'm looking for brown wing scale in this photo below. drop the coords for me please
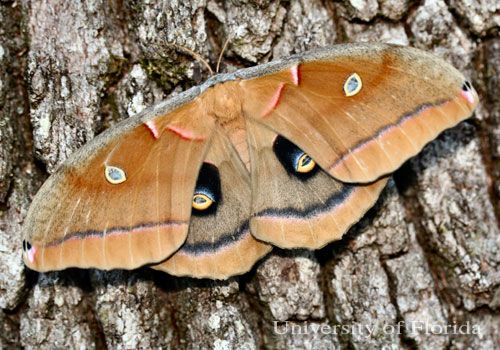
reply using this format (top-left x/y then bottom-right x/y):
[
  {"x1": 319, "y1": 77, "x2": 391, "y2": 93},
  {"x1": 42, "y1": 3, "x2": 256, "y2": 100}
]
[
  {"x1": 23, "y1": 102, "x2": 214, "y2": 271},
  {"x1": 153, "y1": 127, "x2": 271, "y2": 279},
  {"x1": 239, "y1": 45, "x2": 478, "y2": 183},
  {"x1": 247, "y1": 120, "x2": 388, "y2": 249}
]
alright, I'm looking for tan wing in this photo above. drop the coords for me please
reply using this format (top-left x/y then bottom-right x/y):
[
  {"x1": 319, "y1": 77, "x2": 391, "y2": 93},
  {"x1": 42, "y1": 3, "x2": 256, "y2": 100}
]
[
  {"x1": 247, "y1": 120, "x2": 388, "y2": 248},
  {"x1": 153, "y1": 127, "x2": 271, "y2": 279},
  {"x1": 239, "y1": 45, "x2": 478, "y2": 183},
  {"x1": 22, "y1": 101, "x2": 214, "y2": 272}
]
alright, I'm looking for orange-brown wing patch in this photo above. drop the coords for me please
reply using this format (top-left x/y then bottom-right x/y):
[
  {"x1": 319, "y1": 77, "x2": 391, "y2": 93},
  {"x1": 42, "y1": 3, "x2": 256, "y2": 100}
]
[
  {"x1": 23, "y1": 101, "x2": 215, "y2": 272},
  {"x1": 240, "y1": 45, "x2": 478, "y2": 183},
  {"x1": 251, "y1": 180, "x2": 388, "y2": 249}
]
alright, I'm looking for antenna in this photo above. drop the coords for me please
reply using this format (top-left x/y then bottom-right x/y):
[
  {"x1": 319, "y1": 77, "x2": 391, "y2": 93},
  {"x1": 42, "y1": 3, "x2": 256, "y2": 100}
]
[
  {"x1": 170, "y1": 44, "x2": 214, "y2": 76},
  {"x1": 216, "y1": 36, "x2": 231, "y2": 74},
  {"x1": 169, "y1": 36, "x2": 233, "y2": 76}
]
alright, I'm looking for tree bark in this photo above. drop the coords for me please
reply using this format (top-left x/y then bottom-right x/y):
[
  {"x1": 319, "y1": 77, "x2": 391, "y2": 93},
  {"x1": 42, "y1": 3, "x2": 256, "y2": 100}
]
[{"x1": 0, "y1": 0, "x2": 498, "y2": 349}]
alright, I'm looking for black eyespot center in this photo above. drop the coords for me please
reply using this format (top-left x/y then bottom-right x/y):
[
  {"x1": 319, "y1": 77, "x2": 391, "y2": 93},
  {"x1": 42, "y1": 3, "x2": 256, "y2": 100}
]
[
  {"x1": 301, "y1": 155, "x2": 312, "y2": 167},
  {"x1": 462, "y1": 80, "x2": 472, "y2": 91},
  {"x1": 23, "y1": 240, "x2": 32, "y2": 251},
  {"x1": 192, "y1": 163, "x2": 221, "y2": 216},
  {"x1": 273, "y1": 136, "x2": 318, "y2": 180}
]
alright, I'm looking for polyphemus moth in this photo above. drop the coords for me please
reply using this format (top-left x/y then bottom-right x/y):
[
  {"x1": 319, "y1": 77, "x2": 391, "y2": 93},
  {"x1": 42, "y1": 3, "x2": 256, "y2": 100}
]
[{"x1": 22, "y1": 43, "x2": 478, "y2": 279}]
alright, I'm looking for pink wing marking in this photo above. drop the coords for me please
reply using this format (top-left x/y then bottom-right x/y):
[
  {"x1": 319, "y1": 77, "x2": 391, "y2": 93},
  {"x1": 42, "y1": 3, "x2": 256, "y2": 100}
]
[
  {"x1": 461, "y1": 90, "x2": 475, "y2": 105},
  {"x1": 261, "y1": 82, "x2": 286, "y2": 118},
  {"x1": 46, "y1": 221, "x2": 188, "y2": 247},
  {"x1": 27, "y1": 246, "x2": 37, "y2": 263},
  {"x1": 144, "y1": 120, "x2": 160, "y2": 139},
  {"x1": 290, "y1": 65, "x2": 300, "y2": 86},
  {"x1": 329, "y1": 99, "x2": 453, "y2": 174},
  {"x1": 166, "y1": 124, "x2": 206, "y2": 142}
]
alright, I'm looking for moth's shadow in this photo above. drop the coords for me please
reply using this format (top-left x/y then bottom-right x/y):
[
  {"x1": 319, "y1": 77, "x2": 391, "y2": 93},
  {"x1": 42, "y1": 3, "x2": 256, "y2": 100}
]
[
  {"x1": 26, "y1": 265, "x2": 238, "y2": 296},
  {"x1": 314, "y1": 189, "x2": 381, "y2": 266},
  {"x1": 316, "y1": 120, "x2": 477, "y2": 266},
  {"x1": 86, "y1": 266, "x2": 237, "y2": 293},
  {"x1": 394, "y1": 121, "x2": 477, "y2": 193}
]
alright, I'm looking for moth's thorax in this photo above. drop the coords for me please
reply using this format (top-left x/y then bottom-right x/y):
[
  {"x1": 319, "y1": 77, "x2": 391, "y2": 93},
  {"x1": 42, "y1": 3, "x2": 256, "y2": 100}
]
[
  {"x1": 205, "y1": 81, "x2": 251, "y2": 169},
  {"x1": 205, "y1": 81, "x2": 243, "y2": 123}
]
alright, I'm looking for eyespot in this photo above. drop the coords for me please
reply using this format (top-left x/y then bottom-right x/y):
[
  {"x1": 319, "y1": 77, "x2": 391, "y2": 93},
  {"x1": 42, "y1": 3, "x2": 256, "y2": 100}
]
[
  {"x1": 23, "y1": 239, "x2": 36, "y2": 263},
  {"x1": 192, "y1": 163, "x2": 221, "y2": 215},
  {"x1": 343, "y1": 73, "x2": 362, "y2": 97},
  {"x1": 462, "y1": 80, "x2": 473, "y2": 91},
  {"x1": 273, "y1": 136, "x2": 318, "y2": 179},
  {"x1": 296, "y1": 153, "x2": 316, "y2": 173},
  {"x1": 460, "y1": 80, "x2": 476, "y2": 104},
  {"x1": 192, "y1": 193, "x2": 214, "y2": 211},
  {"x1": 22, "y1": 240, "x2": 32, "y2": 251},
  {"x1": 105, "y1": 165, "x2": 126, "y2": 184},
  {"x1": 23, "y1": 240, "x2": 36, "y2": 263}
]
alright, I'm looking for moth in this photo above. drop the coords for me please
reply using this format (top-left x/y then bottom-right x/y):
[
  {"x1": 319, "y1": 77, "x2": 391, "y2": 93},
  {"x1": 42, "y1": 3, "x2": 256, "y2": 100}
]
[{"x1": 22, "y1": 44, "x2": 478, "y2": 279}]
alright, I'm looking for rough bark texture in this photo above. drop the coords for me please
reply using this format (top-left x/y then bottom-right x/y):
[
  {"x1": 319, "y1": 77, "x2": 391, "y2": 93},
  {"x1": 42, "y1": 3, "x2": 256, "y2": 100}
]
[{"x1": 1, "y1": 0, "x2": 499, "y2": 349}]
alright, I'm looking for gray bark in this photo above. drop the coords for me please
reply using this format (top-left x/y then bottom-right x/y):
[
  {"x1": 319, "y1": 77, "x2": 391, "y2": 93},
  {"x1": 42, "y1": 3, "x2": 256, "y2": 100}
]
[{"x1": 1, "y1": 0, "x2": 498, "y2": 349}]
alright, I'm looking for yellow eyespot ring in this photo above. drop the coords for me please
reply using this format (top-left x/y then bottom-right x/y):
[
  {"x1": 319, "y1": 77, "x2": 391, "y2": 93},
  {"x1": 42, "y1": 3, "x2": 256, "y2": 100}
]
[
  {"x1": 192, "y1": 193, "x2": 214, "y2": 211},
  {"x1": 296, "y1": 153, "x2": 316, "y2": 173},
  {"x1": 343, "y1": 73, "x2": 362, "y2": 97},
  {"x1": 105, "y1": 165, "x2": 127, "y2": 184}
]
